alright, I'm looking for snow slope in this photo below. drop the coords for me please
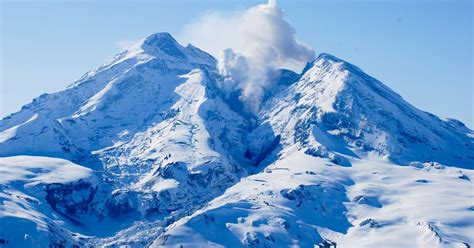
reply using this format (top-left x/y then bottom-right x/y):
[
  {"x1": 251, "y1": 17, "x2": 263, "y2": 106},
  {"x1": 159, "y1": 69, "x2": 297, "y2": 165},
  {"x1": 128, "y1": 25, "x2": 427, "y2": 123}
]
[
  {"x1": 0, "y1": 33, "x2": 261, "y2": 247},
  {"x1": 0, "y1": 156, "x2": 96, "y2": 247},
  {"x1": 260, "y1": 53, "x2": 474, "y2": 168},
  {"x1": 154, "y1": 151, "x2": 473, "y2": 247},
  {"x1": 0, "y1": 33, "x2": 216, "y2": 160},
  {"x1": 0, "y1": 33, "x2": 473, "y2": 247}
]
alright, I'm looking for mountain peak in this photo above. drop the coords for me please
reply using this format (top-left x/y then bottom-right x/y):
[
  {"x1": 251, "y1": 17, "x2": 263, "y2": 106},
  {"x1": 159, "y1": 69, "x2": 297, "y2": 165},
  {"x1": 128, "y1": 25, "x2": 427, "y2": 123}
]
[
  {"x1": 301, "y1": 53, "x2": 345, "y2": 75},
  {"x1": 140, "y1": 32, "x2": 187, "y2": 59},
  {"x1": 267, "y1": 52, "x2": 474, "y2": 168},
  {"x1": 142, "y1": 32, "x2": 177, "y2": 45},
  {"x1": 1, "y1": 30, "x2": 473, "y2": 248},
  {"x1": 316, "y1": 53, "x2": 344, "y2": 62}
]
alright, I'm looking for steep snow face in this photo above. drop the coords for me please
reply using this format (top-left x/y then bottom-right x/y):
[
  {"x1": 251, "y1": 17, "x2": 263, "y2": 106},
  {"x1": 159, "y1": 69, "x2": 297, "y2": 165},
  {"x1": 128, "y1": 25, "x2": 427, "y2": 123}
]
[
  {"x1": 261, "y1": 53, "x2": 474, "y2": 168},
  {"x1": 0, "y1": 33, "x2": 282, "y2": 247},
  {"x1": 0, "y1": 32, "x2": 216, "y2": 160},
  {"x1": 0, "y1": 33, "x2": 258, "y2": 246}
]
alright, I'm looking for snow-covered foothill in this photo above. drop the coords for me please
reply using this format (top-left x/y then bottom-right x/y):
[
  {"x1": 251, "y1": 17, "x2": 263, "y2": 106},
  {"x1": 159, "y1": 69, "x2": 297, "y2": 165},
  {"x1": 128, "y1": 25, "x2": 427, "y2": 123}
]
[{"x1": 0, "y1": 156, "x2": 96, "y2": 247}]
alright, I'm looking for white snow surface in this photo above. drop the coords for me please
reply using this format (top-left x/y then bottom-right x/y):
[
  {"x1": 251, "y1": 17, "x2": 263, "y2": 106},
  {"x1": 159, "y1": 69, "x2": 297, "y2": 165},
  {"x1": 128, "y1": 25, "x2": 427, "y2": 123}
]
[
  {"x1": 0, "y1": 33, "x2": 473, "y2": 247},
  {"x1": 0, "y1": 156, "x2": 93, "y2": 185},
  {"x1": 153, "y1": 151, "x2": 473, "y2": 247},
  {"x1": 0, "y1": 156, "x2": 96, "y2": 247}
]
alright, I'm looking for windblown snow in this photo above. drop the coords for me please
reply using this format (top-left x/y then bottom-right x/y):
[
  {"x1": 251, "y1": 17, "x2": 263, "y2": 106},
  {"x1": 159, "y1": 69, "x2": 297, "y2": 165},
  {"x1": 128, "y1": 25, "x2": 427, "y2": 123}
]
[{"x1": 0, "y1": 11, "x2": 473, "y2": 248}]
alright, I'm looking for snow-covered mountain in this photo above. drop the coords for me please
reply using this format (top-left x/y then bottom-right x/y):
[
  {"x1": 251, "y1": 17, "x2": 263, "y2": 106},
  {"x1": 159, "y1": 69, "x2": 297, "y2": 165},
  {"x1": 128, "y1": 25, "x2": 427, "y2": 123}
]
[{"x1": 0, "y1": 32, "x2": 472, "y2": 247}]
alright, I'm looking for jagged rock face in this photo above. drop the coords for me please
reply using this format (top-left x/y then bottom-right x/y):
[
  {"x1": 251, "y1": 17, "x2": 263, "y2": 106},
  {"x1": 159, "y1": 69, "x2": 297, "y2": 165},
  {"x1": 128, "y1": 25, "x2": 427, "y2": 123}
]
[
  {"x1": 0, "y1": 33, "x2": 473, "y2": 247},
  {"x1": 45, "y1": 180, "x2": 97, "y2": 216}
]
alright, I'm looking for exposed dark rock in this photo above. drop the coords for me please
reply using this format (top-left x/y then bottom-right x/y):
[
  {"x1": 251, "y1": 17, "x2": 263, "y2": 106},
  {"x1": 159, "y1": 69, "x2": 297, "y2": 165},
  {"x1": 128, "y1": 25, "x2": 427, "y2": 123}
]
[{"x1": 359, "y1": 219, "x2": 381, "y2": 228}]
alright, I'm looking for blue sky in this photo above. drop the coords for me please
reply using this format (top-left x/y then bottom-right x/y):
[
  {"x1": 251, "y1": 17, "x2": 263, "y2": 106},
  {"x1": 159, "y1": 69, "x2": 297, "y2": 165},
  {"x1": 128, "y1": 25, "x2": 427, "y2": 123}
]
[{"x1": 1, "y1": 0, "x2": 473, "y2": 127}]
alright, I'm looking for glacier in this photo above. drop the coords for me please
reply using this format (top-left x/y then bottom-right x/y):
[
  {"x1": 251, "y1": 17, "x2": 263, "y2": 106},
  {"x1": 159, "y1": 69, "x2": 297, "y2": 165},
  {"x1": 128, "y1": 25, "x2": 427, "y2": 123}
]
[{"x1": 0, "y1": 32, "x2": 473, "y2": 247}]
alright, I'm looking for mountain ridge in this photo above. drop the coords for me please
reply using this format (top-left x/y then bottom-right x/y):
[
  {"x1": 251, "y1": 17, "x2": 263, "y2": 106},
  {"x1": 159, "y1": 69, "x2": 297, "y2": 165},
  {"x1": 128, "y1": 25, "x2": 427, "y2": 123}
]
[{"x1": 0, "y1": 32, "x2": 472, "y2": 247}]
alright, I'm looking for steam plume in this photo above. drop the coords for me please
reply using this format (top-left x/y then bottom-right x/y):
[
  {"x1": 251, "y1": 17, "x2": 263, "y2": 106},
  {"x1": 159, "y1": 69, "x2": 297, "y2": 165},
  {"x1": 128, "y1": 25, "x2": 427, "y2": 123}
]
[{"x1": 180, "y1": 0, "x2": 315, "y2": 112}]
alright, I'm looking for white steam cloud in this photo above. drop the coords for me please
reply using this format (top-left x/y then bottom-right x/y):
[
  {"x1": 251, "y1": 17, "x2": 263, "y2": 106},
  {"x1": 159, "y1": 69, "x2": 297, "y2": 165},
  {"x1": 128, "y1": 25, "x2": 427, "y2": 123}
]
[{"x1": 179, "y1": 0, "x2": 315, "y2": 113}]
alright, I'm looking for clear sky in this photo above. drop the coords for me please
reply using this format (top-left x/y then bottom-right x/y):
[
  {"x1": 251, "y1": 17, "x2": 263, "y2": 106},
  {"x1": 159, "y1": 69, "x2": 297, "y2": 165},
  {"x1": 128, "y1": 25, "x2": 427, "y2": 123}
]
[{"x1": 1, "y1": 0, "x2": 473, "y2": 127}]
